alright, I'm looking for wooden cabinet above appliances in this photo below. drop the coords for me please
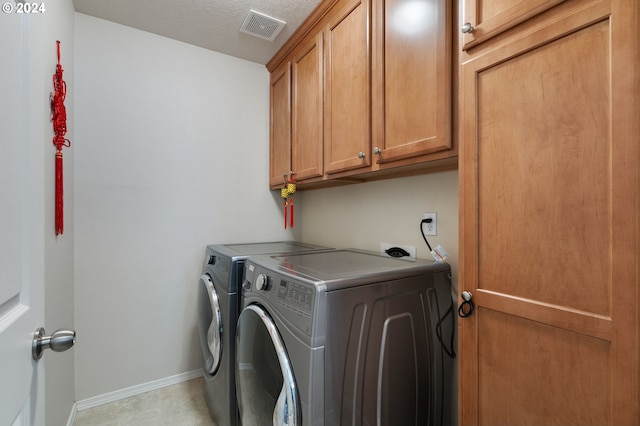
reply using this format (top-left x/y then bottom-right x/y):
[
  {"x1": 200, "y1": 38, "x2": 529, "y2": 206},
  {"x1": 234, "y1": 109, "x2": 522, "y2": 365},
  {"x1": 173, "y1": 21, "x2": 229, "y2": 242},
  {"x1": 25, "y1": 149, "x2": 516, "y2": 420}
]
[
  {"x1": 324, "y1": 0, "x2": 371, "y2": 176},
  {"x1": 371, "y1": 0, "x2": 452, "y2": 166},
  {"x1": 267, "y1": 0, "x2": 455, "y2": 190},
  {"x1": 291, "y1": 32, "x2": 325, "y2": 182},
  {"x1": 268, "y1": 61, "x2": 291, "y2": 188}
]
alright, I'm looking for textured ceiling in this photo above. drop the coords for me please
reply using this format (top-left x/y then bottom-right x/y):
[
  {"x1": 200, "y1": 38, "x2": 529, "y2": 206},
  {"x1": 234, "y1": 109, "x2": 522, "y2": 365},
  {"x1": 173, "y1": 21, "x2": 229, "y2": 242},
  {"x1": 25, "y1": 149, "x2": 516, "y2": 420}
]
[{"x1": 72, "y1": 0, "x2": 323, "y2": 65}]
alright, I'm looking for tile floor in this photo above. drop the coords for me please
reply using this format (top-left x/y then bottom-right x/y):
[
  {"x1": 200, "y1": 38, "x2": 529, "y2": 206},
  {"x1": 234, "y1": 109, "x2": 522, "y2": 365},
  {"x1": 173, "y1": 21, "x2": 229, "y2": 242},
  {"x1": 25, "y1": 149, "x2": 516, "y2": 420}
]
[{"x1": 73, "y1": 377, "x2": 215, "y2": 426}]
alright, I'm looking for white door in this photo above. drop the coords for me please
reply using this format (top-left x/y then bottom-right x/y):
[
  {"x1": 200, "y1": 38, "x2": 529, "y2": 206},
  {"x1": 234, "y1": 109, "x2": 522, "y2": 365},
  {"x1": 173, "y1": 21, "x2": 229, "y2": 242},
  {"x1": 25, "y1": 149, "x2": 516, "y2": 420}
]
[{"x1": 0, "y1": 12, "x2": 46, "y2": 426}]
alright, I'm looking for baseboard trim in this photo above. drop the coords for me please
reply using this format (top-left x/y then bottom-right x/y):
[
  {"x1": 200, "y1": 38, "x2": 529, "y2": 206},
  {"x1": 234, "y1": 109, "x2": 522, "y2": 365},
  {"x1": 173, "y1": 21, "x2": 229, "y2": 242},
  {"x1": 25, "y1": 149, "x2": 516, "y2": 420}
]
[
  {"x1": 66, "y1": 402, "x2": 77, "y2": 426},
  {"x1": 74, "y1": 369, "x2": 203, "y2": 412}
]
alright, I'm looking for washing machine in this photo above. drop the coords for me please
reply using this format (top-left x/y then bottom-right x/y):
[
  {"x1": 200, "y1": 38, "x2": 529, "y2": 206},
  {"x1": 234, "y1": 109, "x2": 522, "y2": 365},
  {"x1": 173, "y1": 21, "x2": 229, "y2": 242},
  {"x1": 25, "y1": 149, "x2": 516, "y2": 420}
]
[
  {"x1": 197, "y1": 242, "x2": 331, "y2": 426},
  {"x1": 236, "y1": 249, "x2": 456, "y2": 426}
]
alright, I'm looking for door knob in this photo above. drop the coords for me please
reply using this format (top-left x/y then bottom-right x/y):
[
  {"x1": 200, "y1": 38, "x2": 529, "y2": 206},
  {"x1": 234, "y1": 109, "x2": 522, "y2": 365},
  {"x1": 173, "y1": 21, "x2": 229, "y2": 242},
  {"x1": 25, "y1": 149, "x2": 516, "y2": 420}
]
[
  {"x1": 357, "y1": 152, "x2": 366, "y2": 159},
  {"x1": 32, "y1": 327, "x2": 76, "y2": 360}
]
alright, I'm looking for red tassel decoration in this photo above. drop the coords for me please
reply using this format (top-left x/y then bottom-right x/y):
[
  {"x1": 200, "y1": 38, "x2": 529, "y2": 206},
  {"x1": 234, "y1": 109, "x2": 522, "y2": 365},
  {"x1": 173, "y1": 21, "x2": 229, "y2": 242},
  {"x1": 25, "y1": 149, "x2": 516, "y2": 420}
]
[
  {"x1": 51, "y1": 40, "x2": 70, "y2": 235},
  {"x1": 284, "y1": 199, "x2": 288, "y2": 229},
  {"x1": 55, "y1": 151, "x2": 64, "y2": 234},
  {"x1": 281, "y1": 173, "x2": 296, "y2": 229},
  {"x1": 289, "y1": 198, "x2": 294, "y2": 228}
]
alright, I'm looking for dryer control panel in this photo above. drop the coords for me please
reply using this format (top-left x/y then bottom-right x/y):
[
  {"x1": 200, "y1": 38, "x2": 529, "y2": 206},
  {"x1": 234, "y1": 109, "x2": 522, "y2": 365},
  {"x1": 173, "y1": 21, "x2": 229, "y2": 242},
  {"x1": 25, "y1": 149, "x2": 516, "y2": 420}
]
[
  {"x1": 276, "y1": 280, "x2": 313, "y2": 317},
  {"x1": 244, "y1": 262, "x2": 317, "y2": 340}
]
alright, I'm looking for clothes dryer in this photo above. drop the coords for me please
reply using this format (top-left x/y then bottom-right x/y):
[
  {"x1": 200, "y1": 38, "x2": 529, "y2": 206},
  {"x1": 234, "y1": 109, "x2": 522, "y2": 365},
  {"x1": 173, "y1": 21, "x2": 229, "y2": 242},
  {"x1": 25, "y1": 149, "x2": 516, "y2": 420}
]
[
  {"x1": 236, "y1": 249, "x2": 456, "y2": 426},
  {"x1": 197, "y1": 242, "x2": 330, "y2": 426}
]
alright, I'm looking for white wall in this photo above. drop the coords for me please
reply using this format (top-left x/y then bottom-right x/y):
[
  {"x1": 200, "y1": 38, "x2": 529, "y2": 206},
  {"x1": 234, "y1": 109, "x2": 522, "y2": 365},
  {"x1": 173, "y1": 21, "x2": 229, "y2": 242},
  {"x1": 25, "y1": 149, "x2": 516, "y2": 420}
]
[
  {"x1": 74, "y1": 14, "x2": 293, "y2": 400},
  {"x1": 298, "y1": 170, "x2": 459, "y2": 291}
]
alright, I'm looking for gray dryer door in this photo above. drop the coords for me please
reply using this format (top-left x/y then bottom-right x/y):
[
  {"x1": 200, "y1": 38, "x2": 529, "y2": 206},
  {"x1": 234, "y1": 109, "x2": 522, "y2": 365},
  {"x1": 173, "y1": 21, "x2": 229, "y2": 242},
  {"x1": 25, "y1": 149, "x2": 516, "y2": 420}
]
[
  {"x1": 198, "y1": 273, "x2": 223, "y2": 375},
  {"x1": 236, "y1": 304, "x2": 300, "y2": 426}
]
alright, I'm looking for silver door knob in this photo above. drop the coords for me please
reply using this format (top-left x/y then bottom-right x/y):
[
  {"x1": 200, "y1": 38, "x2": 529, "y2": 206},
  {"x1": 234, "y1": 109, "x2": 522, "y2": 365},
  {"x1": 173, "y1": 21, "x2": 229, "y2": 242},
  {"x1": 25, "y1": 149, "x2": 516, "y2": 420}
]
[
  {"x1": 32, "y1": 327, "x2": 76, "y2": 360},
  {"x1": 358, "y1": 152, "x2": 366, "y2": 159},
  {"x1": 461, "y1": 22, "x2": 474, "y2": 33},
  {"x1": 373, "y1": 147, "x2": 381, "y2": 155}
]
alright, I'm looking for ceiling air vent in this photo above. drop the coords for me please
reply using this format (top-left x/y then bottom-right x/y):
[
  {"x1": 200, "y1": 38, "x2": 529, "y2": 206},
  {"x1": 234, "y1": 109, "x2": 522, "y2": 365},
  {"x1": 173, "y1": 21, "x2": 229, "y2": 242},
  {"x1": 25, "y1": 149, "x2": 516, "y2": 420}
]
[{"x1": 240, "y1": 9, "x2": 286, "y2": 42}]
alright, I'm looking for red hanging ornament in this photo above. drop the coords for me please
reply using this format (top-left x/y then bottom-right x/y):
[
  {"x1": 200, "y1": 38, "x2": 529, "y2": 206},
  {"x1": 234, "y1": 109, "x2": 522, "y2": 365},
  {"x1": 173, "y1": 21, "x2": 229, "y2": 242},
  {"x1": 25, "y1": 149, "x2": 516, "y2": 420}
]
[
  {"x1": 281, "y1": 173, "x2": 297, "y2": 229},
  {"x1": 51, "y1": 40, "x2": 70, "y2": 235},
  {"x1": 283, "y1": 198, "x2": 288, "y2": 229},
  {"x1": 289, "y1": 197, "x2": 294, "y2": 228}
]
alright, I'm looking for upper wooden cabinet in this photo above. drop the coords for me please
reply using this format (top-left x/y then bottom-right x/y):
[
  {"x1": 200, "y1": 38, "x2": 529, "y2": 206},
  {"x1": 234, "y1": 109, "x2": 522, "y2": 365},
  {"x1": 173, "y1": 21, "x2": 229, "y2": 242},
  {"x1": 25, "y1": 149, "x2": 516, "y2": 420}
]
[
  {"x1": 460, "y1": 0, "x2": 565, "y2": 50},
  {"x1": 291, "y1": 32, "x2": 324, "y2": 182},
  {"x1": 269, "y1": 61, "x2": 291, "y2": 188},
  {"x1": 324, "y1": 0, "x2": 371, "y2": 175},
  {"x1": 372, "y1": 0, "x2": 452, "y2": 165},
  {"x1": 267, "y1": 0, "x2": 455, "y2": 189}
]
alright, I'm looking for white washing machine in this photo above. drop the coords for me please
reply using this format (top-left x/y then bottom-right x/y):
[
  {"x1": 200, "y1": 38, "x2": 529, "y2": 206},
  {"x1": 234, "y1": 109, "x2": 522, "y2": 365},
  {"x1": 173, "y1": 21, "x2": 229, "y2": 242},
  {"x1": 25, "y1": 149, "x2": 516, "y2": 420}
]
[
  {"x1": 236, "y1": 249, "x2": 456, "y2": 425},
  {"x1": 197, "y1": 242, "x2": 331, "y2": 426}
]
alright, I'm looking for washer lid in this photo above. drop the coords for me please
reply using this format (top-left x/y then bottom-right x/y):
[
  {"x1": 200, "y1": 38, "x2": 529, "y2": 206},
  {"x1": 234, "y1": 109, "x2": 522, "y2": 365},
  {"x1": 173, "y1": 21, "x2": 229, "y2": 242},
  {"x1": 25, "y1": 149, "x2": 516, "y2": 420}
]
[
  {"x1": 264, "y1": 249, "x2": 450, "y2": 290},
  {"x1": 209, "y1": 241, "x2": 330, "y2": 259}
]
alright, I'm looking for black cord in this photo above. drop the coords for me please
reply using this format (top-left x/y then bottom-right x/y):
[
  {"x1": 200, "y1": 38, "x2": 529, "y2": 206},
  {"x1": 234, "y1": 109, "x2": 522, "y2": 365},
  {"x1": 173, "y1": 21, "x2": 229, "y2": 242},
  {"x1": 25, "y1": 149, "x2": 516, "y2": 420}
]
[
  {"x1": 435, "y1": 302, "x2": 456, "y2": 359},
  {"x1": 420, "y1": 219, "x2": 433, "y2": 251},
  {"x1": 458, "y1": 300, "x2": 475, "y2": 318}
]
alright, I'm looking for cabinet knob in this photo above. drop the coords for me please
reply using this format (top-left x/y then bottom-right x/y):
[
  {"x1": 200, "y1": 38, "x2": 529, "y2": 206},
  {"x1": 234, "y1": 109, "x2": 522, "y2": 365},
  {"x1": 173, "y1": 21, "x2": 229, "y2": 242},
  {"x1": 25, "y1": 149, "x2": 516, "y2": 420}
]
[
  {"x1": 461, "y1": 22, "x2": 474, "y2": 34},
  {"x1": 373, "y1": 147, "x2": 381, "y2": 155},
  {"x1": 358, "y1": 152, "x2": 366, "y2": 159}
]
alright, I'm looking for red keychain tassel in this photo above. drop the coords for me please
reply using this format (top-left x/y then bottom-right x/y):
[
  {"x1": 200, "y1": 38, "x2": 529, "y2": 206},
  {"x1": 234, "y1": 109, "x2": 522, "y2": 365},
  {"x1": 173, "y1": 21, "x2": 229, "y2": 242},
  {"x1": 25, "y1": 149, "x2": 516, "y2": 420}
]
[{"x1": 51, "y1": 40, "x2": 70, "y2": 235}]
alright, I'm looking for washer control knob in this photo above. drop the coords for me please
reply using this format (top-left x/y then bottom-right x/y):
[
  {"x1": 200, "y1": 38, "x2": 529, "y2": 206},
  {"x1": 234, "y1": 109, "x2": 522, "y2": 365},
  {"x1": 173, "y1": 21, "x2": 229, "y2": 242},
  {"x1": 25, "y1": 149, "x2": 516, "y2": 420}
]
[{"x1": 255, "y1": 273, "x2": 270, "y2": 291}]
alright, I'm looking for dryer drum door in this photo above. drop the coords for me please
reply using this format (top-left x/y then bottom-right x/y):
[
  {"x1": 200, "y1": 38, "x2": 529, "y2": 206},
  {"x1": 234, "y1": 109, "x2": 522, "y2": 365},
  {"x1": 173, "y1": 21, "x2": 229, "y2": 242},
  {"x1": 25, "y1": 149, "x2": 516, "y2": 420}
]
[
  {"x1": 236, "y1": 304, "x2": 300, "y2": 426},
  {"x1": 198, "y1": 274, "x2": 223, "y2": 375}
]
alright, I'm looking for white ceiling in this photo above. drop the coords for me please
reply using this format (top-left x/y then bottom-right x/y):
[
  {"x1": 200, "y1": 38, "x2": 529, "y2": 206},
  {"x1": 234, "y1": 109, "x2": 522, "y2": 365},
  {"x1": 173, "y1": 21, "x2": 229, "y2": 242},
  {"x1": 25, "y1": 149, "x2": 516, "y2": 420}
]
[{"x1": 72, "y1": 0, "x2": 323, "y2": 65}]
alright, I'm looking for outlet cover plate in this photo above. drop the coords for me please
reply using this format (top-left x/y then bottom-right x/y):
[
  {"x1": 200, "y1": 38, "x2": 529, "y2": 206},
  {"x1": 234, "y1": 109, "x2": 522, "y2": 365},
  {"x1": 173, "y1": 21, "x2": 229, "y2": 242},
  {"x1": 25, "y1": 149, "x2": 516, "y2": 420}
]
[{"x1": 423, "y1": 212, "x2": 437, "y2": 236}]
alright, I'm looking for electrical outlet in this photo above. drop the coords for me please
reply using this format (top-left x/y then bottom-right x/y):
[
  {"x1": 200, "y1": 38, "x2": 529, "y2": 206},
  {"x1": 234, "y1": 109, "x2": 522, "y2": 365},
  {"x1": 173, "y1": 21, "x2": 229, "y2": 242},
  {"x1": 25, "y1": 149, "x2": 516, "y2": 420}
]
[
  {"x1": 423, "y1": 212, "x2": 437, "y2": 236},
  {"x1": 380, "y1": 243, "x2": 416, "y2": 258}
]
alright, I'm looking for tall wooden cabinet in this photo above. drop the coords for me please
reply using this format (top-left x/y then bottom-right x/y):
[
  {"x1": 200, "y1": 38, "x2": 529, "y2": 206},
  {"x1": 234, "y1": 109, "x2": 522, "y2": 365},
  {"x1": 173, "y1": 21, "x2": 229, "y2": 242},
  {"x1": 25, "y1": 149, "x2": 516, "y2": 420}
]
[{"x1": 458, "y1": 0, "x2": 639, "y2": 424}]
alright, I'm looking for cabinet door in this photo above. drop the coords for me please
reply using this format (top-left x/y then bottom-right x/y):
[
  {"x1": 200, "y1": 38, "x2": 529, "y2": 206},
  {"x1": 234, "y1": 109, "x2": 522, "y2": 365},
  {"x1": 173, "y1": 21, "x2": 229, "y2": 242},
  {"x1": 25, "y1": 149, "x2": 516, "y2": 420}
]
[
  {"x1": 461, "y1": 0, "x2": 564, "y2": 50},
  {"x1": 291, "y1": 32, "x2": 324, "y2": 182},
  {"x1": 269, "y1": 62, "x2": 291, "y2": 189},
  {"x1": 459, "y1": 1, "x2": 639, "y2": 424},
  {"x1": 324, "y1": 0, "x2": 370, "y2": 175},
  {"x1": 372, "y1": 0, "x2": 451, "y2": 165}
]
